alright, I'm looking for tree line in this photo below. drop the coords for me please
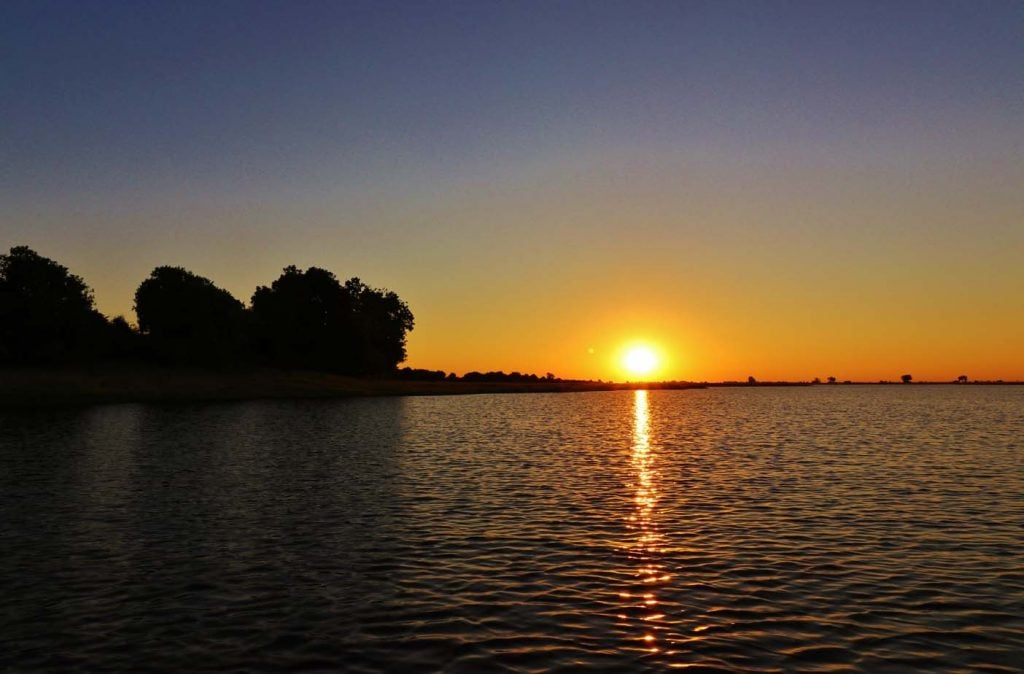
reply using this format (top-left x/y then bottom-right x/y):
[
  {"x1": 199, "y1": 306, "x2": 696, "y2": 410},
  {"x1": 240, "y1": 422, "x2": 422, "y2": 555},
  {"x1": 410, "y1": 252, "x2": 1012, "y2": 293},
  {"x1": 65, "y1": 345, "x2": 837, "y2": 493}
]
[
  {"x1": 395, "y1": 368, "x2": 561, "y2": 382},
  {"x1": 0, "y1": 246, "x2": 413, "y2": 374}
]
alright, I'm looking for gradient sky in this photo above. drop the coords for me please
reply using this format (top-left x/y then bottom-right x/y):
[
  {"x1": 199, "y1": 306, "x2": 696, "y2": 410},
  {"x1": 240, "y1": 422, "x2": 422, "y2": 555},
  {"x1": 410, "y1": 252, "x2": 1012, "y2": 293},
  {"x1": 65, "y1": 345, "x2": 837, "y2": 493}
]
[{"x1": 3, "y1": 1, "x2": 1023, "y2": 381}]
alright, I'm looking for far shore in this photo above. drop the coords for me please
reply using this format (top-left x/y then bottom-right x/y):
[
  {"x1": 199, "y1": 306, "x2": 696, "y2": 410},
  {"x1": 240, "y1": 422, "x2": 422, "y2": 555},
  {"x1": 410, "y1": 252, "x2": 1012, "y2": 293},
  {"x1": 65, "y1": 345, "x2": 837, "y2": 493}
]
[{"x1": 2, "y1": 366, "x2": 1020, "y2": 409}]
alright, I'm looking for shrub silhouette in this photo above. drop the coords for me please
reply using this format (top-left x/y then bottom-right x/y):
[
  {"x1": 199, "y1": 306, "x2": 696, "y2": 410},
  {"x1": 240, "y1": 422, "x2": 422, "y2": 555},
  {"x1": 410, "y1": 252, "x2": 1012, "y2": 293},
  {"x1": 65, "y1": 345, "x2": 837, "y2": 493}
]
[
  {"x1": 134, "y1": 266, "x2": 246, "y2": 365},
  {"x1": 901, "y1": 373, "x2": 913, "y2": 384},
  {"x1": 0, "y1": 246, "x2": 111, "y2": 364}
]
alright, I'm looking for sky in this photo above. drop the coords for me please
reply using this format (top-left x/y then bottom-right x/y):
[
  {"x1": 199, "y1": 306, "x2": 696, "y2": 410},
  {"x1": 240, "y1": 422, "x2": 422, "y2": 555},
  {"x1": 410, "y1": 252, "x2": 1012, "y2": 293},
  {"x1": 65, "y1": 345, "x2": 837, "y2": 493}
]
[{"x1": 3, "y1": 0, "x2": 1023, "y2": 381}]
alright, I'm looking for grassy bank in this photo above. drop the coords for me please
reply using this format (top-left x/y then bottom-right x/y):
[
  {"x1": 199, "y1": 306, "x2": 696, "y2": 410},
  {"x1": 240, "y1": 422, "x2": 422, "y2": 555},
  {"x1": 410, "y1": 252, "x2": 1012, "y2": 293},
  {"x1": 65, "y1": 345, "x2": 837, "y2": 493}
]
[{"x1": 0, "y1": 364, "x2": 705, "y2": 408}]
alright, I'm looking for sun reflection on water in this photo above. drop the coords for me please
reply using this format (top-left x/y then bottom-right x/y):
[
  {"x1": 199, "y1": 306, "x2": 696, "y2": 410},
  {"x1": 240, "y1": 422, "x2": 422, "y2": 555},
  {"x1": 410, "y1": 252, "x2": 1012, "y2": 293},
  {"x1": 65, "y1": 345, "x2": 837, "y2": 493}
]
[{"x1": 621, "y1": 389, "x2": 675, "y2": 658}]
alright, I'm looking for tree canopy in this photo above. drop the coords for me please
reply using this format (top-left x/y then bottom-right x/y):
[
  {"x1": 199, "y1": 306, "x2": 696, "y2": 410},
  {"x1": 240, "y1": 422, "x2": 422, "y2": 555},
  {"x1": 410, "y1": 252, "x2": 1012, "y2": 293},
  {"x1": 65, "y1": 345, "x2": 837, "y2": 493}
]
[
  {"x1": 0, "y1": 246, "x2": 110, "y2": 363},
  {"x1": 250, "y1": 265, "x2": 356, "y2": 371},
  {"x1": 250, "y1": 266, "x2": 413, "y2": 374},
  {"x1": 135, "y1": 266, "x2": 247, "y2": 365},
  {"x1": 3, "y1": 247, "x2": 415, "y2": 374},
  {"x1": 345, "y1": 277, "x2": 415, "y2": 373}
]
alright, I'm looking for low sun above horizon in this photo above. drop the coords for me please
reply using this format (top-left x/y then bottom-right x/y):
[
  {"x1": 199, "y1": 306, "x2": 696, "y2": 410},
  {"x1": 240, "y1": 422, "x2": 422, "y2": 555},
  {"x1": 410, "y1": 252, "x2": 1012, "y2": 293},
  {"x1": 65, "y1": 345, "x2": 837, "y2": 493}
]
[{"x1": 621, "y1": 344, "x2": 661, "y2": 380}]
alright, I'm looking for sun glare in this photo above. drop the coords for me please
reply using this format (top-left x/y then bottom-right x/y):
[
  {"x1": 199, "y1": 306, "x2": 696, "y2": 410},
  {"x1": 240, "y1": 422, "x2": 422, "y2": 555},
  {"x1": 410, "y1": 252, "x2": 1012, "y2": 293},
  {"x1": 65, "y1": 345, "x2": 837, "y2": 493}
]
[{"x1": 623, "y1": 345, "x2": 659, "y2": 379}]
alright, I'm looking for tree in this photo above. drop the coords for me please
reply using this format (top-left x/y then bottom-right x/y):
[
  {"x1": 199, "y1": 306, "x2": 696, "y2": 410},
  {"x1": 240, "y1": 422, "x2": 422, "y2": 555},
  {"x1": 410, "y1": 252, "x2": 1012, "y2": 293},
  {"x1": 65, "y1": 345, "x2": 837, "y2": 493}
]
[
  {"x1": 0, "y1": 246, "x2": 110, "y2": 364},
  {"x1": 901, "y1": 373, "x2": 913, "y2": 384},
  {"x1": 134, "y1": 266, "x2": 246, "y2": 365},
  {"x1": 827, "y1": 376, "x2": 836, "y2": 384},
  {"x1": 251, "y1": 267, "x2": 414, "y2": 374},
  {"x1": 397, "y1": 367, "x2": 446, "y2": 381},
  {"x1": 747, "y1": 375, "x2": 757, "y2": 385},
  {"x1": 107, "y1": 315, "x2": 142, "y2": 359},
  {"x1": 251, "y1": 266, "x2": 358, "y2": 371},
  {"x1": 344, "y1": 277, "x2": 414, "y2": 373},
  {"x1": 957, "y1": 375, "x2": 968, "y2": 384}
]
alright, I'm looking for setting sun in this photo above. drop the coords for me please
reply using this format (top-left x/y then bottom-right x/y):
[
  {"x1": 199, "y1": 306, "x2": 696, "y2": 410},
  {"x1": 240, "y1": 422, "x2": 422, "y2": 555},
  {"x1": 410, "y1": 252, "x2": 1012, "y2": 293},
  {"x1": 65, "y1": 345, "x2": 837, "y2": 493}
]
[{"x1": 623, "y1": 345, "x2": 660, "y2": 379}]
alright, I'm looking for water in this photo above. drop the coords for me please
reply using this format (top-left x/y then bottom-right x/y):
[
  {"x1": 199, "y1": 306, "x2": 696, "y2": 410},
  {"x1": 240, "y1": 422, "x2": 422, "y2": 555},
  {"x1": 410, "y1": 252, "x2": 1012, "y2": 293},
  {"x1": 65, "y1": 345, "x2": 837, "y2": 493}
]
[{"x1": 2, "y1": 386, "x2": 1022, "y2": 672}]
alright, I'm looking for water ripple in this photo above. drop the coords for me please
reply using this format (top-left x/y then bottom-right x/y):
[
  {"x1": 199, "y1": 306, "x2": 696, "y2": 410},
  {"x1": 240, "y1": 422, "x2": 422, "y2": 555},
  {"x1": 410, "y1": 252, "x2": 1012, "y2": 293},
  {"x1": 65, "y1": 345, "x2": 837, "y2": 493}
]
[{"x1": 2, "y1": 386, "x2": 1022, "y2": 671}]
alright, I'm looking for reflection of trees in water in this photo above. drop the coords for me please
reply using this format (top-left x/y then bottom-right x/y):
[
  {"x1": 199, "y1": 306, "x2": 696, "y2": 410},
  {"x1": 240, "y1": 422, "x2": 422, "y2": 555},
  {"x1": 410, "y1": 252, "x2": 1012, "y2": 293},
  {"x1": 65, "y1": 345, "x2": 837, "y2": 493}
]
[{"x1": 13, "y1": 399, "x2": 410, "y2": 669}]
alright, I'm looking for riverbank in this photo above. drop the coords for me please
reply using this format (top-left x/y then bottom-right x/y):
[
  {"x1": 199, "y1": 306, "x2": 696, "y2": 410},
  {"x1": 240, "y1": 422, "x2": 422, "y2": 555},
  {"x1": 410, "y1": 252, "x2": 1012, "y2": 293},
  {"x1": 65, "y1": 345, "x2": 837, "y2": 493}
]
[{"x1": 0, "y1": 365, "x2": 706, "y2": 408}]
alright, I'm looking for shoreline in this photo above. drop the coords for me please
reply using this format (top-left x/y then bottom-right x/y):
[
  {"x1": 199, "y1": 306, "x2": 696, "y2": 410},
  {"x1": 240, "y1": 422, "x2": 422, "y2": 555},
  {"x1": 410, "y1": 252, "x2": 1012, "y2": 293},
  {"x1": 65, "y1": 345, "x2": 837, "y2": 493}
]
[
  {"x1": 2, "y1": 366, "x2": 1020, "y2": 409},
  {"x1": 0, "y1": 365, "x2": 706, "y2": 409}
]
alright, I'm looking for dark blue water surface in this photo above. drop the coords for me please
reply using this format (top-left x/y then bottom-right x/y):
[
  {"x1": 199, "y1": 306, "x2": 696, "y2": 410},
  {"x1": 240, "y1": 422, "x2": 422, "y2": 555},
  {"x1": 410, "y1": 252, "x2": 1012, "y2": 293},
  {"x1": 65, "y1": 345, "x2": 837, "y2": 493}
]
[{"x1": 2, "y1": 386, "x2": 1022, "y2": 672}]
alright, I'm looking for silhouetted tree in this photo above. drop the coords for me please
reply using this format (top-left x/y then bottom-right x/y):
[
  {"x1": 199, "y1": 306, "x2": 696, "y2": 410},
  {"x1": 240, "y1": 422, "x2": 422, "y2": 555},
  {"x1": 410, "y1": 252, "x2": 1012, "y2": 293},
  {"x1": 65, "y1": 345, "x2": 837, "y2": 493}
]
[
  {"x1": 344, "y1": 277, "x2": 415, "y2": 374},
  {"x1": 107, "y1": 315, "x2": 142, "y2": 359},
  {"x1": 251, "y1": 266, "x2": 413, "y2": 374},
  {"x1": 747, "y1": 375, "x2": 757, "y2": 385},
  {"x1": 134, "y1": 266, "x2": 246, "y2": 365},
  {"x1": 901, "y1": 373, "x2": 913, "y2": 384},
  {"x1": 957, "y1": 375, "x2": 968, "y2": 384},
  {"x1": 397, "y1": 367, "x2": 446, "y2": 381},
  {"x1": 251, "y1": 264, "x2": 352, "y2": 370},
  {"x1": 812, "y1": 377, "x2": 821, "y2": 384},
  {"x1": 0, "y1": 246, "x2": 110, "y2": 364},
  {"x1": 251, "y1": 266, "x2": 355, "y2": 371},
  {"x1": 460, "y1": 370, "x2": 553, "y2": 383}
]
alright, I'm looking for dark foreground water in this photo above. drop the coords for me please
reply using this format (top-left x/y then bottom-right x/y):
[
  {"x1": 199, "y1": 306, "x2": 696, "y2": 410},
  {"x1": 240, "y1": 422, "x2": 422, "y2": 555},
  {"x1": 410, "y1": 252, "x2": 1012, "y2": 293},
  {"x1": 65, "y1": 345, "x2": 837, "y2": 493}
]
[{"x1": 2, "y1": 386, "x2": 1022, "y2": 672}]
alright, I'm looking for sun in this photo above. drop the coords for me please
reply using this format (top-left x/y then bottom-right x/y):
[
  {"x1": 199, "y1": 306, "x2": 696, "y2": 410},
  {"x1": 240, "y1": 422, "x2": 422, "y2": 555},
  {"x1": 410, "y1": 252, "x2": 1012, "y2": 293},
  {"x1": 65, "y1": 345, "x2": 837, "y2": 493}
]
[{"x1": 623, "y1": 345, "x2": 659, "y2": 379}]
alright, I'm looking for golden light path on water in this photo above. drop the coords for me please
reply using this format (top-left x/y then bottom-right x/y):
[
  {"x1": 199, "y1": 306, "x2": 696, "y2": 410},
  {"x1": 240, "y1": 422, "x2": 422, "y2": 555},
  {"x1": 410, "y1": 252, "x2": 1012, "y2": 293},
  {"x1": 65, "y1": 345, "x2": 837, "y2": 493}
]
[{"x1": 620, "y1": 389, "x2": 676, "y2": 659}]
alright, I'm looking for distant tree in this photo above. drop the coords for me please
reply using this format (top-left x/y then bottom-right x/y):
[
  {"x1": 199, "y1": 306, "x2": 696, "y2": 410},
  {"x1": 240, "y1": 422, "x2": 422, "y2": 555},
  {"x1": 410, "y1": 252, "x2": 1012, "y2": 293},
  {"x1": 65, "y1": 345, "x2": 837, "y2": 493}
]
[
  {"x1": 827, "y1": 376, "x2": 836, "y2": 384},
  {"x1": 397, "y1": 367, "x2": 446, "y2": 381},
  {"x1": 747, "y1": 375, "x2": 757, "y2": 385},
  {"x1": 0, "y1": 246, "x2": 110, "y2": 364},
  {"x1": 901, "y1": 373, "x2": 913, "y2": 384},
  {"x1": 134, "y1": 266, "x2": 246, "y2": 365},
  {"x1": 460, "y1": 370, "x2": 550, "y2": 383},
  {"x1": 107, "y1": 315, "x2": 142, "y2": 359},
  {"x1": 812, "y1": 377, "x2": 821, "y2": 384},
  {"x1": 957, "y1": 375, "x2": 968, "y2": 384}
]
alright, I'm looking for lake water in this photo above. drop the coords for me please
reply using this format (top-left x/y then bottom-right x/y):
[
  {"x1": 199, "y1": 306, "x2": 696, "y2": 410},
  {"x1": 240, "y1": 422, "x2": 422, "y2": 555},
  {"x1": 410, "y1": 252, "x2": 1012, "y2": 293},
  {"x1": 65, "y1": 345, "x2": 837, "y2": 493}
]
[{"x1": 2, "y1": 386, "x2": 1022, "y2": 672}]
